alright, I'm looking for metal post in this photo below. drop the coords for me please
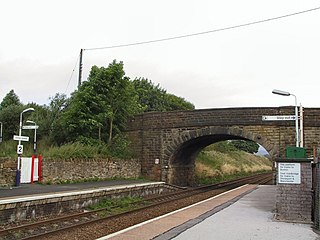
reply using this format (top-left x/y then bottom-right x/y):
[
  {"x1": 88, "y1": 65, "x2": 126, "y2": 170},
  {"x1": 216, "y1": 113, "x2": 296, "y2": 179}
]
[
  {"x1": 26, "y1": 120, "x2": 37, "y2": 155},
  {"x1": 78, "y1": 48, "x2": 83, "y2": 89},
  {"x1": 292, "y1": 94, "x2": 299, "y2": 147},
  {"x1": 272, "y1": 89, "x2": 299, "y2": 148},
  {"x1": 300, "y1": 104, "x2": 304, "y2": 148},
  {"x1": 16, "y1": 108, "x2": 34, "y2": 186},
  {"x1": 16, "y1": 111, "x2": 23, "y2": 186},
  {"x1": 0, "y1": 121, "x2": 2, "y2": 143}
]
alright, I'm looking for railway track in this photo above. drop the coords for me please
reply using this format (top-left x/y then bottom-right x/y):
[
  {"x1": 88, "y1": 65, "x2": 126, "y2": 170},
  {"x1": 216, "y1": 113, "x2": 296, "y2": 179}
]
[{"x1": 0, "y1": 172, "x2": 273, "y2": 240}]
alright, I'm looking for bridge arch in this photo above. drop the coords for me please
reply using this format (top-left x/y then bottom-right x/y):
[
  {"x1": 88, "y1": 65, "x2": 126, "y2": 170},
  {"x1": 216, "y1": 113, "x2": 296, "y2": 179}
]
[
  {"x1": 161, "y1": 126, "x2": 276, "y2": 186},
  {"x1": 126, "y1": 107, "x2": 320, "y2": 186}
]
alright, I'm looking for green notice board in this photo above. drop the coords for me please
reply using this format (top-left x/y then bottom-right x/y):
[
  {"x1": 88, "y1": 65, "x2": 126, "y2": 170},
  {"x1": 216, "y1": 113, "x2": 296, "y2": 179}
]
[{"x1": 285, "y1": 146, "x2": 306, "y2": 159}]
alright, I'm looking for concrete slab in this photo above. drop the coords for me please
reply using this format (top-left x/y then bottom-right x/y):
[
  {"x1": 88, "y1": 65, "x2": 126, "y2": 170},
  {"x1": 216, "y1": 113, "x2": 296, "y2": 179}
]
[
  {"x1": 99, "y1": 184, "x2": 258, "y2": 240},
  {"x1": 173, "y1": 186, "x2": 319, "y2": 240}
]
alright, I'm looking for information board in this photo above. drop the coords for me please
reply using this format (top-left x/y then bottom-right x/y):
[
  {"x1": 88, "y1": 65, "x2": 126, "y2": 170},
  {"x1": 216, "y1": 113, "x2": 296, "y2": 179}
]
[{"x1": 278, "y1": 162, "x2": 301, "y2": 184}]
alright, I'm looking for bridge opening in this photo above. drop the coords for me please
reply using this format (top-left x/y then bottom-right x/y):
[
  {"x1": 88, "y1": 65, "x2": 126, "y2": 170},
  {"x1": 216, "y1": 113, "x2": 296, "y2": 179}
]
[{"x1": 167, "y1": 134, "x2": 272, "y2": 186}]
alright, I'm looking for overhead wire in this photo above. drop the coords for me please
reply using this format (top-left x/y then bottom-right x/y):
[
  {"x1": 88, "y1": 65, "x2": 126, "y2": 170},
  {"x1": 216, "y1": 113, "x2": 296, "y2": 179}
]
[
  {"x1": 64, "y1": 52, "x2": 80, "y2": 94},
  {"x1": 84, "y1": 6, "x2": 320, "y2": 51}
]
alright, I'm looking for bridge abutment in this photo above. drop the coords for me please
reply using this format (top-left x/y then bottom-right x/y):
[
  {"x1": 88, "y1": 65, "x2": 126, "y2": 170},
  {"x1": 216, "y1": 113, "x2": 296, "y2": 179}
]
[{"x1": 126, "y1": 107, "x2": 320, "y2": 186}]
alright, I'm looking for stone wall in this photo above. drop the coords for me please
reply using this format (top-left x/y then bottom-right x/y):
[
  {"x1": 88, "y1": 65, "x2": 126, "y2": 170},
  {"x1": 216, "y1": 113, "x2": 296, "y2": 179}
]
[
  {"x1": 0, "y1": 158, "x2": 141, "y2": 186},
  {"x1": 42, "y1": 158, "x2": 141, "y2": 184},
  {"x1": 275, "y1": 159, "x2": 312, "y2": 223},
  {"x1": 0, "y1": 183, "x2": 177, "y2": 223},
  {"x1": 0, "y1": 158, "x2": 16, "y2": 186}
]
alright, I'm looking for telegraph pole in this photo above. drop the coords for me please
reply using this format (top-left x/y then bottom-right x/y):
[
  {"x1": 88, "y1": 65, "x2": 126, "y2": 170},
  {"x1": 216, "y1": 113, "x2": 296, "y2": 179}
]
[{"x1": 78, "y1": 48, "x2": 83, "y2": 89}]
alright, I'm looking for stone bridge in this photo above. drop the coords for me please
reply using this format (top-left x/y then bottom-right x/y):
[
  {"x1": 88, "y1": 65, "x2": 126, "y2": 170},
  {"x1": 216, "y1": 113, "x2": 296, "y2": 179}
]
[{"x1": 126, "y1": 107, "x2": 320, "y2": 186}]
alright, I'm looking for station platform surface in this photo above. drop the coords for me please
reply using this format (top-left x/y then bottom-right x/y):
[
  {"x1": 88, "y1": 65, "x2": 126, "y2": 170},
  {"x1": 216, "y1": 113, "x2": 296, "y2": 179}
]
[
  {"x1": 0, "y1": 179, "x2": 152, "y2": 200},
  {"x1": 99, "y1": 185, "x2": 319, "y2": 240}
]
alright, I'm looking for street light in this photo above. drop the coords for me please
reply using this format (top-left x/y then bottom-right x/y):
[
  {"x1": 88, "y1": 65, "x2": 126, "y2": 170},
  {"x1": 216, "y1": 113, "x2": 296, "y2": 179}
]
[
  {"x1": 26, "y1": 120, "x2": 37, "y2": 155},
  {"x1": 16, "y1": 107, "x2": 35, "y2": 186},
  {"x1": 272, "y1": 89, "x2": 299, "y2": 147}
]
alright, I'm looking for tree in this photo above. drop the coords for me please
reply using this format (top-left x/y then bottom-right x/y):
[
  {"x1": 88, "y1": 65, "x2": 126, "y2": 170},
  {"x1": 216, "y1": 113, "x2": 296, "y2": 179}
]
[
  {"x1": 0, "y1": 90, "x2": 21, "y2": 109},
  {"x1": 230, "y1": 140, "x2": 259, "y2": 154},
  {"x1": 0, "y1": 90, "x2": 23, "y2": 140},
  {"x1": 132, "y1": 78, "x2": 195, "y2": 112},
  {"x1": 0, "y1": 105, "x2": 22, "y2": 140},
  {"x1": 63, "y1": 60, "x2": 142, "y2": 144}
]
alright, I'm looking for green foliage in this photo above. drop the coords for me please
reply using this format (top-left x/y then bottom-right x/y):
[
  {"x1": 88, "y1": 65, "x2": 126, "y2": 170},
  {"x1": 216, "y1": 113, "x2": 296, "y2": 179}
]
[
  {"x1": 0, "y1": 105, "x2": 22, "y2": 140},
  {"x1": 62, "y1": 60, "x2": 143, "y2": 144},
  {"x1": 0, "y1": 90, "x2": 21, "y2": 109},
  {"x1": 229, "y1": 140, "x2": 259, "y2": 154},
  {"x1": 87, "y1": 196, "x2": 143, "y2": 212},
  {"x1": 108, "y1": 134, "x2": 135, "y2": 159},
  {"x1": 208, "y1": 141, "x2": 237, "y2": 153},
  {"x1": 0, "y1": 60, "x2": 195, "y2": 160},
  {"x1": 43, "y1": 142, "x2": 111, "y2": 160},
  {"x1": 195, "y1": 143, "x2": 272, "y2": 185},
  {"x1": 132, "y1": 78, "x2": 194, "y2": 112}
]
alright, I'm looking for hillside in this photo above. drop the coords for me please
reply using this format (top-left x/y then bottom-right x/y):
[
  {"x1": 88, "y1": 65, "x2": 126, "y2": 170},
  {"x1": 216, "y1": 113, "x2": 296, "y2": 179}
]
[{"x1": 195, "y1": 149, "x2": 272, "y2": 184}]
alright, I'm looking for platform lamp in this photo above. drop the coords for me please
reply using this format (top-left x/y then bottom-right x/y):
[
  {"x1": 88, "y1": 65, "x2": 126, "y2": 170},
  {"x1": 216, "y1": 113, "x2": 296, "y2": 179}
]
[
  {"x1": 272, "y1": 89, "x2": 299, "y2": 147},
  {"x1": 16, "y1": 107, "x2": 35, "y2": 186},
  {"x1": 26, "y1": 120, "x2": 37, "y2": 155}
]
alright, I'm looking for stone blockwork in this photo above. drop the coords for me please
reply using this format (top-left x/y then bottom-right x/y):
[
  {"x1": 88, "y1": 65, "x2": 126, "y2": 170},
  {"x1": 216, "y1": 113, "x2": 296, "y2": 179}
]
[
  {"x1": 126, "y1": 107, "x2": 320, "y2": 185},
  {"x1": 0, "y1": 183, "x2": 178, "y2": 223},
  {"x1": 275, "y1": 159, "x2": 313, "y2": 223},
  {"x1": 42, "y1": 158, "x2": 141, "y2": 184},
  {"x1": 0, "y1": 158, "x2": 141, "y2": 186},
  {"x1": 0, "y1": 158, "x2": 16, "y2": 186}
]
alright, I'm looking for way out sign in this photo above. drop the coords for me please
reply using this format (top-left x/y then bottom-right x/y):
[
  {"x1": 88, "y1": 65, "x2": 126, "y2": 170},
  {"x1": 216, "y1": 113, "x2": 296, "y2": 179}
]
[
  {"x1": 262, "y1": 115, "x2": 296, "y2": 121},
  {"x1": 278, "y1": 162, "x2": 301, "y2": 184}
]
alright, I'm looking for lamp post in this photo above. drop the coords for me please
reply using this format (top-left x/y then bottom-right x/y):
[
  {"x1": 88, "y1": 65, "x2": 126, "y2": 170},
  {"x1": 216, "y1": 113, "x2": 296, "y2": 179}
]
[
  {"x1": 26, "y1": 120, "x2": 37, "y2": 155},
  {"x1": 272, "y1": 89, "x2": 299, "y2": 147},
  {"x1": 16, "y1": 107, "x2": 35, "y2": 186}
]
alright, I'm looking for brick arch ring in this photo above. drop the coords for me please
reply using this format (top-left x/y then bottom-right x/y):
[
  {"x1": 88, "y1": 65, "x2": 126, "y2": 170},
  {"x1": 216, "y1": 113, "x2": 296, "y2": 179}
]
[{"x1": 160, "y1": 126, "x2": 277, "y2": 182}]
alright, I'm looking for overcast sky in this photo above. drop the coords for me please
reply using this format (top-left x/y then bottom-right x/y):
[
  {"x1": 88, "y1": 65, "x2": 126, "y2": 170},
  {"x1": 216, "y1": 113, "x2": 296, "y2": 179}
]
[{"x1": 1, "y1": 0, "x2": 319, "y2": 109}]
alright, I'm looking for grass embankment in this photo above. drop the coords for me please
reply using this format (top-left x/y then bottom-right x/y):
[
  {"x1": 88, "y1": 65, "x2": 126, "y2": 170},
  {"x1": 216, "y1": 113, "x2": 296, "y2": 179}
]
[
  {"x1": 0, "y1": 139, "x2": 132, "y2": 159},
  {"x1": 195, "y1": 149, "x2": 272, "y2": 185}
]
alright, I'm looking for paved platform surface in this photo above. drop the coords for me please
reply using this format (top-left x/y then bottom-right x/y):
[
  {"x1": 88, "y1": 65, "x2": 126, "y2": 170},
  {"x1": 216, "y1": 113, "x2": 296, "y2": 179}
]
[
  {"x1": 99, "y1": 185, "x2": 320, "y2": 240},
  {"x1": 0, "y1": 179, "x2": 150, "y2": 199},
  {"x1": 172, "y1": 185, "x2": 319, "y2": 240}
]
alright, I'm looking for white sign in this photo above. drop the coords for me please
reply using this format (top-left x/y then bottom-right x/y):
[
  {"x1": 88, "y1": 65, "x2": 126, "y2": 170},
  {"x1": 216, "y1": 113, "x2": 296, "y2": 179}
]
[
  {"x1": 262, "y1": 115, "x2": 296, "y2": 121},
  {"x1": 17, "y1": 144, "x2": 23, "y2": 154},
  {"x1": 13, "y1": 135, "x2": 29, "y2": 141},
  {"x1": 22, "y1": 125, "x2": 39, "y2": 130},
  {"x1": 278, "y1": 162, "x2": 301, "y2": 184}
]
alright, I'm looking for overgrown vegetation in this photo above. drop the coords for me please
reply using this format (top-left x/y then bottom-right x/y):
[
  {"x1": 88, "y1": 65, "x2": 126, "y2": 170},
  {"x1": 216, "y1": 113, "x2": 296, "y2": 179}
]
[
  {"x1": 195, "y1": 141, "x2": 272, "y2": 185},
  {"x1": 0, "y1": 60, "x2": 194, "y2": 159},
  {"x1": 87, "y1": 196, "x2": 145, "y2": 215}
]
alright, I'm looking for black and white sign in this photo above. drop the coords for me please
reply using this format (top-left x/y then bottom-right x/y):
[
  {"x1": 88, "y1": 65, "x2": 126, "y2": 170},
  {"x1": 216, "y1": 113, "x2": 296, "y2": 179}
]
[
  {"x1": 13, "y1": 135, "x2": 29, "y2": 142},
  {"x1": 262, "y1": 115, "x2": 296, "y2": 121},
  {"x1": 17, "y1": 144, "x2": 23, "y2": 154},
  {"x1": 22, "y1": 125, "x2": 39, "y2": 130},
  {"x1": 278, "y1": 162, "x2": 301, "y2": 184}
]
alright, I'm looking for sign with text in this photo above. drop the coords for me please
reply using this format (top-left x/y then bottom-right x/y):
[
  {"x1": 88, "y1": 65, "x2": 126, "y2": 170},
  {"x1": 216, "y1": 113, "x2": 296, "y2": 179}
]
[
  {"x1": 22, "y1": 125, "x2": 39, "y2": 130},
  {"x1": 13, "y1": 135, "x2": 29, "y2": 142},
  {"x1": 262, "y1": 115, "x2": 296, "y2": 121},
  {"x1": 278, "y1": 162, "x2": 301, "y2": 184}
]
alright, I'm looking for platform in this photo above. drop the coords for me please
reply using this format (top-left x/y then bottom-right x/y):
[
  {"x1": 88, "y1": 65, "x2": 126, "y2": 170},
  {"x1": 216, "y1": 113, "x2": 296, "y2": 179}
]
[
  {"x1": 0, "y1": 180, "x2": 171, "y2": 223},
  {"x1": 98, "y1": 185, "x2": 319, "y2": 240},
  {"x1": 0, "y1": 179, "x2": 150, "y2": 199}
]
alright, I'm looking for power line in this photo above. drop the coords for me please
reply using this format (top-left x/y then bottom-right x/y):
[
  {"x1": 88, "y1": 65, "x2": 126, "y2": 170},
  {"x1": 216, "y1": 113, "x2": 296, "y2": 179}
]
[
  {"x1": 84, "y1": 6, "x2": 320, "y2": 51},
  {"x1": 64, "y1": 52, "x2": 80, "y2": 94}
]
